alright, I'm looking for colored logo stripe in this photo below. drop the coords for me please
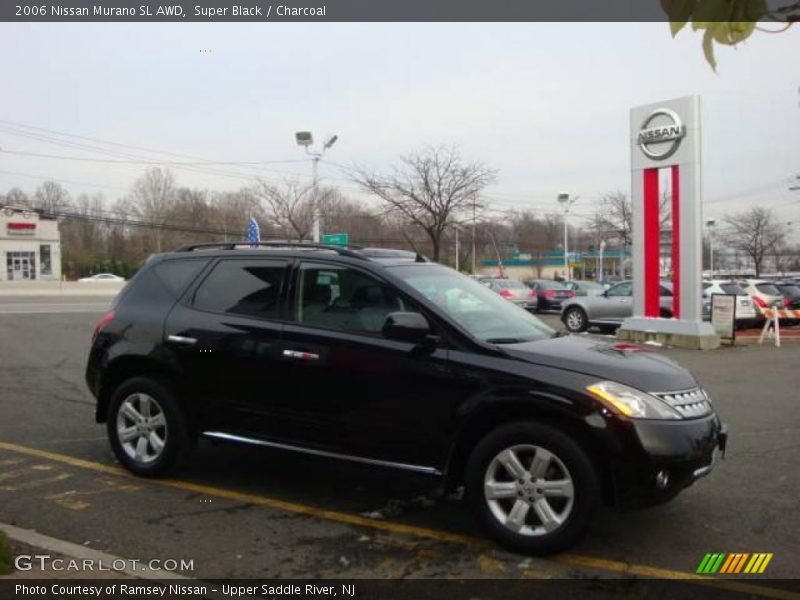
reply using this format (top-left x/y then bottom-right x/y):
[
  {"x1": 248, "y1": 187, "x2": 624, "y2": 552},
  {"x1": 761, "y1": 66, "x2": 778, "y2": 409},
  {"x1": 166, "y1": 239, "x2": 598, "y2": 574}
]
[
  {"x1": 744, "y1": 553, "x2": 774, "y2": 574},
  {"x1": 698, "y1": 553, "x2": 773, "y2": 575}
]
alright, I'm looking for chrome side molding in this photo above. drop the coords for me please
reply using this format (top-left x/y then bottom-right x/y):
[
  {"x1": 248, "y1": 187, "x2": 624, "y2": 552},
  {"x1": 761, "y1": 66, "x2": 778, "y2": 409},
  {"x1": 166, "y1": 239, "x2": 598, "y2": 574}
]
[{"x1": 202, "y1": 431, "x2": 441, "y2": 476}]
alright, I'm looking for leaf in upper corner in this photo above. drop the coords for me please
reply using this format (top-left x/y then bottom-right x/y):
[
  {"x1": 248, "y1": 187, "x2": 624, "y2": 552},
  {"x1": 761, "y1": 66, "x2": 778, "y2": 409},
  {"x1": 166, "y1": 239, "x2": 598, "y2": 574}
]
[
  {"x1": 661, "y1": 0, "x2": 696, "y2": 35},
  {"x1": 702, "y1": 28, "x2": 718, "y2": 71}
]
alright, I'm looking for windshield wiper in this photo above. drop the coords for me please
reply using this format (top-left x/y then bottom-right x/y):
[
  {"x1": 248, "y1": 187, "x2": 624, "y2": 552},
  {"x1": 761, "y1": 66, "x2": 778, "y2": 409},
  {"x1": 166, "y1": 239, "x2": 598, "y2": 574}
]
[
  {"x1": 485, "y1": 337, "x2": 522, "y2": 344},
  {"x1": 551, "y1": 329, "x2": 570, "y2": 338}
]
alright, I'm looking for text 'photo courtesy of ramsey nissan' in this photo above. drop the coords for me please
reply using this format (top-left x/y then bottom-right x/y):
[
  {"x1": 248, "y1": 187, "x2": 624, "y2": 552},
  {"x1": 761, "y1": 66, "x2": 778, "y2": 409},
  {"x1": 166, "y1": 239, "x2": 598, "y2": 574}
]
[{"x1": 0, "y1": 2, "x2": 798, "y2": 599}]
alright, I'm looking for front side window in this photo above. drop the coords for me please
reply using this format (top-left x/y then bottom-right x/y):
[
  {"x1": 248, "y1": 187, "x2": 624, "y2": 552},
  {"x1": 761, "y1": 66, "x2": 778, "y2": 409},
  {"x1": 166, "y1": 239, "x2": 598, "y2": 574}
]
[
  {"x1": 606, "y1": 282, "x2": 632, "y2": 297},
  {"x1": 389, "y1": 265, "x2": 553, "y2": 343},
  {"x1": 294, "y1": 263, "x2": 414, "y2": 334},
  {"x1": 193, "y1": 259, "x2": 286, "y2": 319}
]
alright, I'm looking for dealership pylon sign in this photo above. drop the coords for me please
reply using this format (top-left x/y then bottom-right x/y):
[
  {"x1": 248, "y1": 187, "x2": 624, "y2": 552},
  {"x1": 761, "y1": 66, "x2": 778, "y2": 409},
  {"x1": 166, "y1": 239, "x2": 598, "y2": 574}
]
[{"x1": 619, "y1": 95, "x2": 719, "y2": 349}]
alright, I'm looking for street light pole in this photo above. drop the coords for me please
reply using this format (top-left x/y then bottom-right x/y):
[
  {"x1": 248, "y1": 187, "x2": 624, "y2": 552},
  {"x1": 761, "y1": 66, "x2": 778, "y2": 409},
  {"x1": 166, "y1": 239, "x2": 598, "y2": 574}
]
[
  {"x1": 706, "y1": 219, "x2": 716, "y2": 275},
  {"x1": 295, "y1": 131, "x2": 337, "y2": 243},
  {"x1": 557, "y1": 193, "x2": 577, "y2": 281}
]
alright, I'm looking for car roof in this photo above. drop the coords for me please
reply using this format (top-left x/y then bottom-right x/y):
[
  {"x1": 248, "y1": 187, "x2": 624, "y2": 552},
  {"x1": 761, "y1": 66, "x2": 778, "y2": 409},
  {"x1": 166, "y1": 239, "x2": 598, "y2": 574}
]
[{"x1": 153, "y1": 242, "x2": 429, "y2": 270}]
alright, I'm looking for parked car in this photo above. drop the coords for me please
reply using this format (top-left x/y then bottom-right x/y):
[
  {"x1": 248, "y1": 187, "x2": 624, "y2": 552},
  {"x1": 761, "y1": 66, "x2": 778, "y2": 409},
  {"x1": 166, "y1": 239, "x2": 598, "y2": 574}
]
[
  {"x1": 773, "y1": 281, "x2": 800, "y2": 310},
  {"x1": 86, "y1": 242, "x2": 726, "y2": 555},
  {"x1": 702, "y1": 280, "x2": 758, "y2": 329},
  {"x1": 738, "y1": 279, "x2": 784, "y2": 316},
  {"x1": 563, "y1": 280, "x2": 606, "y2": 297},
  {"x1": 483, "y1": 278, "x2": 538, "y2": 311},
  {"x1": 78, "y1": 273, "x2": 125, "y2": 282},
  {"x1": 560, "y1": 280, "x2": 674, "y2": 333},
  {"x1": 524, "y1": 280, "x2": 575, "y2": 312}
]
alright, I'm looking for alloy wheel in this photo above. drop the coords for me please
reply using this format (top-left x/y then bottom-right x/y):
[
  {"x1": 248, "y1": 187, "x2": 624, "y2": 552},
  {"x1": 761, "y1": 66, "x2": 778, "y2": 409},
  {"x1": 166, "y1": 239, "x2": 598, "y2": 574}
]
[
  {"x1": 565, "y1": 308, "x2": 585, "y2": 331},
  {"x1": 116, "y1": 393, "x2": 168, "y2": 464},
  {"x1": 483, "y1": 444, "x2": 575, "y2": 536}
]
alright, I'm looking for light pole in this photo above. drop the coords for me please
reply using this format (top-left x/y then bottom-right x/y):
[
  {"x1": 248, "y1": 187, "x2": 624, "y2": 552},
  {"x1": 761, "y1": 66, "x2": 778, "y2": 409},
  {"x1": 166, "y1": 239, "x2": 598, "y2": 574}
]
[
  {"x1": 598, "y1": 239, "x2": 606, "y2": 282},
  {"x1": 295, "y1": 131, "x2": 338, "y2": 242},
  {"x1": 557, "y1": 192, "x2": 577, "y2": 281},
  {"x1": 706, "y1": 218, "x2": 716, "y2": 275}
]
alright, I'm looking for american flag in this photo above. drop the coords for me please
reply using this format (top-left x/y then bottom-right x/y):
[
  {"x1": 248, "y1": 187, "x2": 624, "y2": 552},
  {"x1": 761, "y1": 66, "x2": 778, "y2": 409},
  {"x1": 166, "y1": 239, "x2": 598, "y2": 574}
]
[{"x1": 246, "y1": 216, "x2": 260, "y2": 247}]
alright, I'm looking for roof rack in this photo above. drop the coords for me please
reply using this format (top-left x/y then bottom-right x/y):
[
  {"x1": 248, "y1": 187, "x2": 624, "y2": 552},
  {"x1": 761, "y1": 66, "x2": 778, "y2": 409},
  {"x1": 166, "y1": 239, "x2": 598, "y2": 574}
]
[{"x1": 173, "y1": 241, "x2": 367, "y2": 260}]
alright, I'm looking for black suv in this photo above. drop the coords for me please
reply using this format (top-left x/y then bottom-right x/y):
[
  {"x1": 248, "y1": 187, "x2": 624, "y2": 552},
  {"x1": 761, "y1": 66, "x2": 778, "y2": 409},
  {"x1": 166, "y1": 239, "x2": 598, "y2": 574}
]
[{"x1": 86, "y1": 242, "x2": 727, "y2": 554}]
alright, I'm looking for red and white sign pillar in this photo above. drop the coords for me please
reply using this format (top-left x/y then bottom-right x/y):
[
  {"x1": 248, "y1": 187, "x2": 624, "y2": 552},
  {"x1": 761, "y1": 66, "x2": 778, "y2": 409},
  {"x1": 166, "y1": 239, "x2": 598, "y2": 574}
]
[{"x1": 622, "y1": 95, "x2": 718, "y2": 348}]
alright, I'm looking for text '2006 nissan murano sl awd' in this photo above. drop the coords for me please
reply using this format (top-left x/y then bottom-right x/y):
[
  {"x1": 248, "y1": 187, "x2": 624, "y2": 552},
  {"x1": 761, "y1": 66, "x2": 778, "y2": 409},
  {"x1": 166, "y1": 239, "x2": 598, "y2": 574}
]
[{"x1": 86, "y1": 242, "x2": 727, "y2": 554}]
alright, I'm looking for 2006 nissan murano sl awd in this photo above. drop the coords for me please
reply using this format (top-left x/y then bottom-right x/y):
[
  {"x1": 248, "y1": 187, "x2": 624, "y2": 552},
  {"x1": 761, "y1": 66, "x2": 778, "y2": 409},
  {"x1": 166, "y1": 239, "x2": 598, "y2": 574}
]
[{"x1": 86, "y1": 242, "x2": 727, "y2": 554}]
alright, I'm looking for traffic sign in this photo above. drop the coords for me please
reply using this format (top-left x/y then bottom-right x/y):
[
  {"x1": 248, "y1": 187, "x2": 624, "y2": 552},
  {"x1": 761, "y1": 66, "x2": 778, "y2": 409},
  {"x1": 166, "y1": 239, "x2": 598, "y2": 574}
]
[{"x1": 322, "y1": 233, "x2": 349, "y2": 247}]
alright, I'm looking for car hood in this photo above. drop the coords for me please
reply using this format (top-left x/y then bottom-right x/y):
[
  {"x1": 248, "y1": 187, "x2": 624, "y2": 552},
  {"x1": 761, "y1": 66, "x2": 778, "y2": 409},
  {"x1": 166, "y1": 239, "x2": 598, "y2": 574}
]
[{"x1": 500, "y1": 335, "x2": 697, "y2": 392}]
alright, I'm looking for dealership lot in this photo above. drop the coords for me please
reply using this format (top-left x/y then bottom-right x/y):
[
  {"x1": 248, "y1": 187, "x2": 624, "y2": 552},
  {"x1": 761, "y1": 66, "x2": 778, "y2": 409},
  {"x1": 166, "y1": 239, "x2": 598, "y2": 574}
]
[{"x1": 0, "y1": 296, "x2": 798, "y2": 586}]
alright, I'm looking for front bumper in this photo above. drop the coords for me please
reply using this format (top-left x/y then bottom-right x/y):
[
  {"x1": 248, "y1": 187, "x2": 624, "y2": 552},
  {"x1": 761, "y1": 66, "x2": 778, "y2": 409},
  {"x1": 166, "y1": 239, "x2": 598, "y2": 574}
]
[{"x1": 606, "y1": 414, "x2": 728, "y2": 509}]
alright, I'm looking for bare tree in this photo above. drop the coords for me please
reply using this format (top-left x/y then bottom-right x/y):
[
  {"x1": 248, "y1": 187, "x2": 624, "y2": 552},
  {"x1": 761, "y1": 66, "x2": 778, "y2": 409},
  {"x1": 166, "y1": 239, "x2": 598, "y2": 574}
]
[
  {"x1": 590, "y1": 190, "x2": 672, "y2": 248},
  {"x1": 4, "y1": 187, "x2": 30, "y2": 207},
  {"x1": 126, "y1": 167, "x2": 177, "y2": 252},
  {"x1": 722, "y1": 207, "x2": 787, "y2": 277},
  {"x1": 353, "y1": 146, "x2": 496, "y2": 261},
  {"x1": 252, "y1": 179, "x2": 319, "y2": 241},
  {"x1": 33, "y1": 181, "x2": 71, "y2": 216}
]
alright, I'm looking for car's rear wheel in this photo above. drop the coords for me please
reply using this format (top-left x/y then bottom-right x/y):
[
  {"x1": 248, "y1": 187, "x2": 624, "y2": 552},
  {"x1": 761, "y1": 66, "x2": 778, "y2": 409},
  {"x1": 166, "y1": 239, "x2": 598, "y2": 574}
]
[
  {"x1": 465, "y1": 422, "x2": 600, "y2": 555},
  {"x1": 563, "y1": 306, "x2": 588, "y2": 333},
  {"x1": 107, "y1": 377, "x2": 193, "y2": 477}
]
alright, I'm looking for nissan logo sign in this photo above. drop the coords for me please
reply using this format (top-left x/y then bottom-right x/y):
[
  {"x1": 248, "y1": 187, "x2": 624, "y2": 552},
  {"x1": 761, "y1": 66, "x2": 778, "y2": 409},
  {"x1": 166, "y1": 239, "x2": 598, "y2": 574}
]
[{"x1": 637, "y1": 108, "x2": 686, "y2": 160}]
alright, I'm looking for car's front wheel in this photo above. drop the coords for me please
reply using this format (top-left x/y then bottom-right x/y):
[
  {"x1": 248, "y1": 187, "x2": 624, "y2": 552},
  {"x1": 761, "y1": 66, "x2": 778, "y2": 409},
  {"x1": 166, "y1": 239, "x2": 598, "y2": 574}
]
[
  {"x1": 465, "y1": 422, "x2": 600, "y2": 555},
  {"x1": 107, "y1": 377, "x2": 193, "y2": 477},
  {"x1": 563, "y1": 306, "x2": 588, "y2": 333}
]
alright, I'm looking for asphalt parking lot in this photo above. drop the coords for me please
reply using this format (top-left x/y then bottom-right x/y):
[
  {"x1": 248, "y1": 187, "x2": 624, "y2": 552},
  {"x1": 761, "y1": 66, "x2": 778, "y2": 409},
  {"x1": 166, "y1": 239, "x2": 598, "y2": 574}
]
[{"x1": 0, "y1": 296, "x2": 798, "y2": 589}]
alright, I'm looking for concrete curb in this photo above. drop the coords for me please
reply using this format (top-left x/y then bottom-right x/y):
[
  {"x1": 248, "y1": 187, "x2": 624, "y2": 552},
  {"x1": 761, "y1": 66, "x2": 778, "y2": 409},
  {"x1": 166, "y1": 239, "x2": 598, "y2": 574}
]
[{"x1": 0, "y1": 523, "x2": 190, "y2": 580}]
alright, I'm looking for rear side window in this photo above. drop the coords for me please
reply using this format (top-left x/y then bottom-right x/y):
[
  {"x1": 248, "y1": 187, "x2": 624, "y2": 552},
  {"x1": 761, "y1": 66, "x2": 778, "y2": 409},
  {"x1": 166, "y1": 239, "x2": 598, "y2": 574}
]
[
  {"x1": 720, "y1": 283, "x2": 745, "y2": 295},
  {"x1": 154, "y1": 258, "x2": 209, "y2": 297},
  {"x1": 193, "y1": 259, "x2": 286, "y2": 319},
  {"x1": 756, "y1": 284, "x2": 780, "y2": 295}
]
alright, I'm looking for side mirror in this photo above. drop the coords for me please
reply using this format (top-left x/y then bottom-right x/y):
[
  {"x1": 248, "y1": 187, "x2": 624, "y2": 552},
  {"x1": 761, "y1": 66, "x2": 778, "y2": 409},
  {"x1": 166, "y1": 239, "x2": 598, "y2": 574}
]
[{"x1": 382, "y1": 312, "x2": 431, "y2": 344}]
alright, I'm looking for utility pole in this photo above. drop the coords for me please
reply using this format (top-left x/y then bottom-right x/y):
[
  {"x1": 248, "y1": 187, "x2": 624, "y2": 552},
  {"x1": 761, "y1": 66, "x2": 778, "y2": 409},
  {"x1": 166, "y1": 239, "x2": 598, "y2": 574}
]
[
  {"x1": 294, "y1": 131, "x2": 338, "y2": 243},
  {"x1": 471, "y1": 200, "x2": 477, "y2": 274}
]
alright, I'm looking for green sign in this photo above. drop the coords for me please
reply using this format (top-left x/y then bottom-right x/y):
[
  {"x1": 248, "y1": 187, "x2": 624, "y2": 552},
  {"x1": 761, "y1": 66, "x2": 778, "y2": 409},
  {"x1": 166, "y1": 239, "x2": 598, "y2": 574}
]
[{"x1": 321, "y1": 233, "x2": 349, "y2": 247}]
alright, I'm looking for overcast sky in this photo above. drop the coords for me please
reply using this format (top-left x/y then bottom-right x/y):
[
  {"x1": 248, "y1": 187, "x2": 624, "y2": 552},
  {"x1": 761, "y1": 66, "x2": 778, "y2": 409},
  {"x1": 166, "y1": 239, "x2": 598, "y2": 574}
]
[{"x1": 0, "y1": 22, "x2": 798, "y2": 234}]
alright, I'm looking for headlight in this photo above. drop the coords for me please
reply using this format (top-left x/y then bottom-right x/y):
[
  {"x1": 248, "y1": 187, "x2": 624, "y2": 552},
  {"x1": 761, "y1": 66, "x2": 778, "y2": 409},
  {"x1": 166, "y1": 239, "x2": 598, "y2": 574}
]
[{"x1": 586, "y1": 381, "x2": 682, "y2": 420}]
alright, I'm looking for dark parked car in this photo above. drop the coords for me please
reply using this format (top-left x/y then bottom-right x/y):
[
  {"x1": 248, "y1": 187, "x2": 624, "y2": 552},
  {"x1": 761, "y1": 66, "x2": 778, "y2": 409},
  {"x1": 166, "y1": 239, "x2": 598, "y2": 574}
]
[
  {"x1": 524, "y1": 280, "x2": 575, "y2": 312},
  {"x1": 86, "y1": 242, "x2": 726, "y2": 555},
  {"x1": 773, "y1": 282, "x2": 800, "y2": 310}
]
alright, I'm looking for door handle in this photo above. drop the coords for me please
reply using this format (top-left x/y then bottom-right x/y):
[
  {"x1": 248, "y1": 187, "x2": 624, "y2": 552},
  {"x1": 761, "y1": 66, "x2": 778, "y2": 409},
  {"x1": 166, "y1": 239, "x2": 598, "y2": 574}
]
[
  {"x1": 167, "y1": 335, "x2": 198, "y2": 345},
  {"x1": 282, "y1": 349, "x2": 319, "y2": 361}
]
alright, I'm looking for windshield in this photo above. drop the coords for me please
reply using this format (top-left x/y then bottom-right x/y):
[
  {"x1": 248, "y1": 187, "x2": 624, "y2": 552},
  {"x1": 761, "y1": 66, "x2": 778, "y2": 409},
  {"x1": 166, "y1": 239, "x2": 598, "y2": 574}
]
[{"x1": 390, "y1": 265, "x2": 555, "y2": 343}]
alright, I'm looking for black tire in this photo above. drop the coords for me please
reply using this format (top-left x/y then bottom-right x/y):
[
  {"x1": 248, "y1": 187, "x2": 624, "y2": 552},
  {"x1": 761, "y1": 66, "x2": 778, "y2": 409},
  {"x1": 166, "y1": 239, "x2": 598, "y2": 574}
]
[
  {"x1": 563, "y1": 306, "x2": 589, "y2": 333},
  {"x1": 465, "y1": 422, "x2": 601, "y2": 555},
  {"x1": 107, "y1": 376, "x2": 194, "y2": 477}
]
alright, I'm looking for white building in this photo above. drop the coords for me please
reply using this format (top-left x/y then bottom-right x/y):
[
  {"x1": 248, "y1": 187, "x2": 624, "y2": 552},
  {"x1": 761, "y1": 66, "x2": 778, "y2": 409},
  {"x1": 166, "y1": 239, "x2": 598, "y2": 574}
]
[{"x1": 0, "y1": 204, "x2": 62, "y2": 281}]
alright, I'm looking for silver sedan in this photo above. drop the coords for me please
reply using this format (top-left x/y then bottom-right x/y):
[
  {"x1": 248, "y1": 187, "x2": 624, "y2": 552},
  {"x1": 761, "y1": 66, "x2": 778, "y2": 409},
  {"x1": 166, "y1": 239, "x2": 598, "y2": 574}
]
[{"x1": 560, "y1": 280, "x2": 674, "y2": 332}]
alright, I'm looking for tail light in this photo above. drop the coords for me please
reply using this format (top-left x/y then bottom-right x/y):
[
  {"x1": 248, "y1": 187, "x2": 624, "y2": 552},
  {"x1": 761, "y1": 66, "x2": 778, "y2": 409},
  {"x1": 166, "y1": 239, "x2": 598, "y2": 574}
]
[
  {"x1": 752, "y1": 296, "x2": 767, "y2": 309},
  {"x1": 544, "y1": 290, "x2": 556, "y2": 298},
  {"x1": 92, "y1": 310, "x2": 115, "y2": 340},
  {"x1": 499, "y1": 289, "x2": 513, "y2": 298},
  {"x1": 529, "y1": 290, "x2": 537, "y2": 298},
  {"x1": 784, "y1": 297, "x2": 792, "y2": 308},
  {"x1": 566, "y1": 290, "x2": 576, "y2": 297}
]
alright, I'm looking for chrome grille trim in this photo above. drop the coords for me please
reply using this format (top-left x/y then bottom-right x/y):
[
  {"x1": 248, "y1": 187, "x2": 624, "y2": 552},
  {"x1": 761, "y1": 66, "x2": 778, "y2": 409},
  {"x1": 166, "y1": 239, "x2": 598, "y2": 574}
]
[{"x1": 651, "y1": 388, "x2": 712, "y2": 419}]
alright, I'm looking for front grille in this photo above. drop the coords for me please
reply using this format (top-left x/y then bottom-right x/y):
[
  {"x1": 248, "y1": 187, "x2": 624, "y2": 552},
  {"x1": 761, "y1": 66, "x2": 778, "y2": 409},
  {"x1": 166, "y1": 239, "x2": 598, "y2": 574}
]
[{"x1": 653, "y1": 388, "x2": 712, "y2": 419}]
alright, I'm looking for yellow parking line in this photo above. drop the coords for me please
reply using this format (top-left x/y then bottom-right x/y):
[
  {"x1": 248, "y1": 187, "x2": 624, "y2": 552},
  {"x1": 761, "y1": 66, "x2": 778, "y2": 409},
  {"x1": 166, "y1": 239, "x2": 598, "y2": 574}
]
[{"x1": 0, "y1": 440, "x2": 795, "y2": 599}]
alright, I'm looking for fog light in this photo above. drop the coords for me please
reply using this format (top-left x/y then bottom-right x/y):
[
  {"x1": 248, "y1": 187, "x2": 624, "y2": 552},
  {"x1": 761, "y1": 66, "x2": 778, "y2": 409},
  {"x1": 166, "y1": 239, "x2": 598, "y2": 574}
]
[{"x1": 655, "y1": 470, "x2": 669, "y2": 489}]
